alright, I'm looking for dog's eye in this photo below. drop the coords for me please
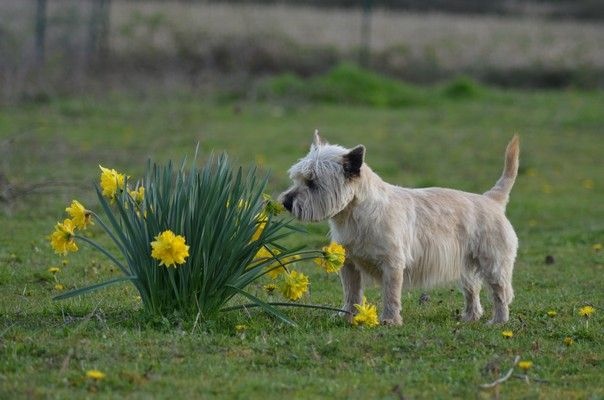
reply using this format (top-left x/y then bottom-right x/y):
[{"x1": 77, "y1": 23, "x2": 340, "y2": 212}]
[{"x1": 305, "y1": 178, "x2": 316, "y2": 189}]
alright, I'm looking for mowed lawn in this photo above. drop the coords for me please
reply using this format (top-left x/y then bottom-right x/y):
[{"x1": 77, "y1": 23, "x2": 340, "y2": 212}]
[{"x1": 0, "y1": 89, "x2": 602, "y2": 399}]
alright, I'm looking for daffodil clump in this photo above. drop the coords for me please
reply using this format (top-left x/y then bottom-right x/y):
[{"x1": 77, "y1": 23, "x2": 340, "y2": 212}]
[{"x1": 49, "y1": 154, "x2": 361, "y2": 325}]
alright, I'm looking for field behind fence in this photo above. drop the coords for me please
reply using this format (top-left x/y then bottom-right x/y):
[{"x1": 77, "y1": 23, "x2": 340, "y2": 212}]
[{"x1": 2, "y1": 0, "x2": 604, "y2": 102}]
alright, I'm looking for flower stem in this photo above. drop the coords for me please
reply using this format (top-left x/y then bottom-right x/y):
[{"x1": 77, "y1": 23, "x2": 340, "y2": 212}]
[
  {"x1": 74, "y1": 235, "x2": 129, "y2": 275},
  {"x1": 221, "y1": 302, "x2": 350, "y2": 314}
]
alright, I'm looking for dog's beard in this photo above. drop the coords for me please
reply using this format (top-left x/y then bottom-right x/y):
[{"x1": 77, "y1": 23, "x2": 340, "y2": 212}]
[{"x1": 290, "y1": 186, "x2": 353, "y2": 222}]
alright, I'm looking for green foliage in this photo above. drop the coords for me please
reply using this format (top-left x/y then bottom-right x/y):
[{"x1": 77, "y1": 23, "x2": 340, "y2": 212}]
[
  {"x1": 259, "y1": 64, "x2": 490, "y2": 107},
  {"x1": 55, "y1": 155, "x2": 306, "y2": 322}
]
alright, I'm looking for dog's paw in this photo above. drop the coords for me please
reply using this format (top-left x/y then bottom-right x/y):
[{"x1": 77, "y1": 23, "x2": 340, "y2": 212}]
[
  {"x1": 486, "y1": 317, "x2": 509, "y2": 325},
  {"x1": 380, "y1": 316, "x2": 403, "y2": 326},
  {"x1": 461, "y1": 312, "x2": 483, "y2": 322}
]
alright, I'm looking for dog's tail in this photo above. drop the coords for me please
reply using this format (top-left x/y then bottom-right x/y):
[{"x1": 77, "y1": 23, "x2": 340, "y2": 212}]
[{"x1": 483, "y1": 135, "x2": 519, "y2": 209}]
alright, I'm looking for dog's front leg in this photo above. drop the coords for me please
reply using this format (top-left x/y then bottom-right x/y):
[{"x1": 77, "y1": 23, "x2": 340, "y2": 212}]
[
  {"x1": 381, "y1": 266, "x2": 404, "y2": 325},
  {"x1": 339, "y1": 260, "x2": 363, "y2": 323}
]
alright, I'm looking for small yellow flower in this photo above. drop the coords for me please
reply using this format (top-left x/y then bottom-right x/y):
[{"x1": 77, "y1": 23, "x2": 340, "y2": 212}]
[
  {"x1": 99, "y1": 165, "x2": 127, "y2": 200},
  {"x1": 280, "y1": 270, "x2": 309, "y2": 301},
  {"x1": 352, "y1": 297, "x2": 379, "y2": 327},
  {"x1": 579, "y1": 305, "x2": 595, "y2": 318},
  {"x1": 128, "y1": 186, "x2": 145, "y2": 204},
  {"x1": 254, "y1": 247, "x2": 286, "y2": 279},
  {"x1": 563, "y1": 337, "x2": 574, "y2": 346},
  {"x1": 65, "y1": 200, "x2": 93, "y2": 229},
  {"x1": 62, "y1": 259, "x2": 68, "y2": 266},
  {"x1": 547, "y1": 310, "x2": 557, "y2": 318},
  {"x1": 150, "y1": 230, "x2": 190, "y2": 268},
  {"x1": 50, "y1": 219, "x2": 78, "y2": 255},
  {"x1": 251, "y1": 211, "x2": 268, "y2": 241},
  {"x1": 235, "y1": 324, "x2": 247, "y2": 333},
  {"x1": 502, "y1": 330, "x2": 513, "y2": 339},
  {"x1": 54, "y1": 283, "x2": 65, "y2": 291},
  {"x1": 517, "y1": 360, "x2": 533, "y2": 371},
  {"x1": 582, "y1": 179, "x2": 594, "y2": 190},
  {"x1": 315, "y1": 242, "x2": 346, "y2": 273},
  {"x1": 86, "y1": 369, "x2": 106, "y2": 380},
  {"x1": 264, "y1": 283, "x2": 277, "y2": 294},
  {"x1": 592, "y1": 243, "x2": 602, "y2": 252},
  {"x1": 541, "y1": 184, "x2": 552, "y2": 194},
  {"x1": 263, "y1": 193, "x2": 285, "y2": 216},
  {"x1": 526, "y1": 168, "x2": 538, "y2": 177},
  {"x1": 48, "y1": 267, "x2": 60, "y2": 274}
]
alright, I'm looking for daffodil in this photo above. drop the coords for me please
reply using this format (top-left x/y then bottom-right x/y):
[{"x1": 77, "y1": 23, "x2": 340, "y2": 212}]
[
  {"x1": 263, "y1": 193, "x2": 285, "y2": 216},
  {"x1": 579, "y1": 305, "x2": 595, "y2": 317},
  {"x1": 547, "y1": 310, "x2": 557, "y2": 318},
  {"x1": 254, "y1": 247, "x2": 285, "y2": 279},
  {"x1": 235, "y1": 324, "x2": 247, "y2": 333},
  {"x1": 563, "y1": 337, "x2": 574, "y2": 346},
  {"x1": 150, "y1": 230, "x2": 189, "y2": 267},
  {"x1": 86, "y1": 369, "x2": 106, "y2": 380},
  {"x1": 280, "y1": 270, "x2": 309, "y2": 301},
  {"x1": 593, "y1": 243, "x2": 602, "y2": 252},
  {"x1": 263, "y1": 283, "x2": 276, "y2": 294},
  {"x1": 501, "y1": 330, "x2": 513, "y2": 339},
  {"x1": 518, "y1": 360, "x2": 533, "y2": 371},
  {"x1": 48, "y1": 267, "x2": 60, "y2": 274},
  {"x1": 128, "y1": 186, "x2": 145, "y2": 205},
  {"x1": 50, "y1": 219, "x2": 78, "y2": 255},
  {"x1": 315, "y1": 242, "x2": 346, "y2": 273},
  {"x1": 251, "y1": 211, "x2": 268, "y2": 241},
  {"x1": 352, "y1": 297, "x2": 379, "y2": 327},
  {"x1": 65, "y1": 200, "x2": 93, "y2": 229},
  {"x1": 54, "y1": 283, "x2": 65, "y2": 291},
  {"x1": 99, "y1": 165, "x2": 126, "y2": 200}
]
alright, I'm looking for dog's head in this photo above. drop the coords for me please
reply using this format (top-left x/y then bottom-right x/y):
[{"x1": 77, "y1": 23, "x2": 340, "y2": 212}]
[{"x1": 279, "y1": 131, "x2": 365, "y2": 222}]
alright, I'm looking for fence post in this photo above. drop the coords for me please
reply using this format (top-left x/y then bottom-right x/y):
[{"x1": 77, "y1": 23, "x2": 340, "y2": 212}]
[
  {"x1": 359, "y1": 0, "x2": 372, "y2": 68},
  {"x1": 35, "y1": 0, "x2": 47, "y2": 66},
  {"x1": 87, "y1": 0, "x2": 111, "y2": 63}
]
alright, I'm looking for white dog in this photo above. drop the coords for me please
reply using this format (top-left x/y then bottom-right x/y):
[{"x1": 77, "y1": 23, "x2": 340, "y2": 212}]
[{"x1": 280, "y1": 131, "x2": 519, "y2": 325}]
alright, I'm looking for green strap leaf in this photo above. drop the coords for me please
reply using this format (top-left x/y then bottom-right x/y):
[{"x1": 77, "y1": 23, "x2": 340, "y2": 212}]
[
  {"x1": 53, "y1": 276, "x2": 138, "y2": 301},
  {"x1": 225, "y1": 285, "x2": 297, "y2": 327}
]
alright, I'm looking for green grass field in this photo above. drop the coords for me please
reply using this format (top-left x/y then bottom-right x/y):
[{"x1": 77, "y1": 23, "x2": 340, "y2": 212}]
[{"x1": 0, "y1": 86, "x2": 603, "y2": 398}]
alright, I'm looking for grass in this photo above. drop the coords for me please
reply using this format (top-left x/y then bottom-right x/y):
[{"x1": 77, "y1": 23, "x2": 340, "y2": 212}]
[{"x1": 0, "y1": 83, "x2": 603, "y2": 398}]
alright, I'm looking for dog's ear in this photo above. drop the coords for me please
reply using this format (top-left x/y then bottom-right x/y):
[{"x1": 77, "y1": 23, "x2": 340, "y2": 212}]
[
  {"x1": 312, "y1": 129, "x2": 325, "y2": 147},
  {"x1": 343, "y1": 145, "x2": 365, "y2": 178}
]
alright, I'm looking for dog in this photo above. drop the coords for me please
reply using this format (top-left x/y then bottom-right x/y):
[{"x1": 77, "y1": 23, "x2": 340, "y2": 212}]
[{"x1": 279, "y1": 131, "x2": 519, "y2": 325}]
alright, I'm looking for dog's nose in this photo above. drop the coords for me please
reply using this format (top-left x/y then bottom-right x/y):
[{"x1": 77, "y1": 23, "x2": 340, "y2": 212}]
[{"x1": 282, "y1": 193, "x2": 294, "y2": 212}]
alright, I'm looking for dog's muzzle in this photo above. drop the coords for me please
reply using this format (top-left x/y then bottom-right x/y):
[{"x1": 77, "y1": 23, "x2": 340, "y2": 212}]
[{"x1": 282, "y1": 192, "x2": 294, "y2": 213}]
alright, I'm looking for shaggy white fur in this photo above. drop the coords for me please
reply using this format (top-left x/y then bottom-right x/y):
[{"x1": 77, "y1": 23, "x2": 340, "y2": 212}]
[{"x1": 280, "y1": 131, "x2": 519, "y2": 325}]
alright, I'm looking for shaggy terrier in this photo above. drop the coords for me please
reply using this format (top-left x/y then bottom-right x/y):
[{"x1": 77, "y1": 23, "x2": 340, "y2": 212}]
[{"x1": 280, "y1": 131, "x2": 519, "y2": 325}]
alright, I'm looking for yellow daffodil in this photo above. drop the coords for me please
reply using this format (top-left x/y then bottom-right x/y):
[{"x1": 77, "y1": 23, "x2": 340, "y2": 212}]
[
  {"x1": 128, "y1": 186, "x2": 145, "y2": 205},
  {"x1": 315, "y1": 242, "x2": 346, "y2": 273},
  {"x1": 579, "y1": 305, "x2": 595, "y2": 317},
  {"x1": 263, "y1": 283, "x2": 277, "y2": 294},
  {"x1": 518, "y1": 360, "x2": 533, "y2": 371},
  {"x1": 563, "y1": 337, "x2": 574, "y2": 346},
  {"x1": 501, "y1": 330, "x2": 513, "y2": 339},
  {"x1": 48, "y1": 267, "x2": 60, "y2": 274},
  {"x1": 85, "y1": 369, "x2": 106, "y2": 380},
  {"x1": 254, "y1": 247, "x2": 285, "y2": 279},
  {"x1": 263, "y1": 193, "x2": 285, "y2": 216},
  {"x1": 547, "y1": 310, "x2": 557, "y2": 318},
  {"x1": 352, "y1": 297, "x2": 379, "y2": 327},
  {"x1": 593, "y1": 243, "x2": 602, "y2": 252},
  {"x1": 235, "y1": 324, "x2": 247, "y2": 333},
  {"x1": 99, "y1": 165, "x2": 126, "y2": 200},
  {"x1": 251, "y1": 211, "x2": 268, "y2": 241},
  {"x1": 280, "y1": 270, "x2": 309, "y2": 301},
  {"x1": 54, "y1": 283, "x2": 65, "y2": 291},
  {"x1": 150, "y1": 230, "x2": 189, "y2": 268},
  {"x1": 65, "y1": 200, "x2": 93, "y2": 229},
  {"x1": 50, "y1": 219, "x2": 78, "y2": 255}
]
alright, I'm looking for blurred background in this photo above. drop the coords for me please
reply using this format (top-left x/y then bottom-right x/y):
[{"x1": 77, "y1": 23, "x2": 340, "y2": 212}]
[{"x1": 2, "y1": 0, "x2": 604, "y2": 102}]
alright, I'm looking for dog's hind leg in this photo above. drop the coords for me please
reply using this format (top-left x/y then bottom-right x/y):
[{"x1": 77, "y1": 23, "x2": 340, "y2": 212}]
[
  {"x1": 485, "y1": 261, "x2": 514, "y2": 324},
  {"x1": 460, "y1": 271, "x2": 484, "y2": 322},
  {"x1": 380, "y1": 266, "x2": 404, "y2": 325},
  {"x1": 339, "y1": 260, "x2": 363, "y2": 322}
]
